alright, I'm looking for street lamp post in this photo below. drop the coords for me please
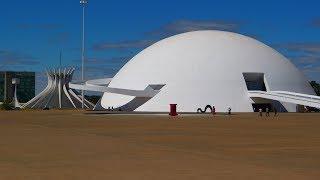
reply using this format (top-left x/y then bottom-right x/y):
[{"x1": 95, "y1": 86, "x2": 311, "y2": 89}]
[
  {"x1": 80, "y1": 0, "x2": 88, "y2": 109},
  {"x1": 12, "y1": 78, "x2": 21, "y2": 109}
]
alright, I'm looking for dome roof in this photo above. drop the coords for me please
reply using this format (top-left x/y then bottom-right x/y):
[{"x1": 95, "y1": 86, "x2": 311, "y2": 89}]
[{"x1": 101, "y1": 30, "x2": 314, "y2": 112}]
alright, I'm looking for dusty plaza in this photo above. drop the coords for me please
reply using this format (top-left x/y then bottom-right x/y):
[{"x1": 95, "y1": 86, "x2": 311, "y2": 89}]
[{"x1": 0, "y1": 111, "x2": 318, "y2": 179}]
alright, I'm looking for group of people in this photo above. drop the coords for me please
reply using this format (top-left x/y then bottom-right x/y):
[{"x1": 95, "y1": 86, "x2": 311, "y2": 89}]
[
  {"x1": 210, "y1": 107, "x2": 232, "y2": 115},
  {"x1": 258, "y1": 107, "x2": 278, "y2": 117},
  {"x1": 107, "y1": 107, "x2": 122, "y2": 111}
]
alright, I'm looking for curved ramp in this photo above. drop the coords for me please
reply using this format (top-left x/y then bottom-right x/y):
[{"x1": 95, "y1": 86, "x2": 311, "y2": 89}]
[
  {"x1": 248, "y1": 91, "x2": 320, "y2": 109},
  {"x1": 69, "y1": 80, "x2": 165, "y2": 98}
]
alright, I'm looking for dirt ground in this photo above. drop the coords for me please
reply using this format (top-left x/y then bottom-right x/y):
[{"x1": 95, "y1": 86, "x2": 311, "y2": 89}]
[{"x1": 0, "y1": 111, "x2": 319, "y2": 180}]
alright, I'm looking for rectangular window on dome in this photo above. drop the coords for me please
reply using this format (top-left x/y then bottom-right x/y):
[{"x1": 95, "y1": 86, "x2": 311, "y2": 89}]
[{"x1": 243, "y1": 73, "x2": 267, "y2": 91}]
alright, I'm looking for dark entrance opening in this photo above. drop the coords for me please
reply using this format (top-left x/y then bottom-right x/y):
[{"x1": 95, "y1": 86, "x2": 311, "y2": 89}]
[
  {"x1": 243, "y1": 73, "x2": 267, "y2": 91},
  {"x1": 252, "y1": 103, "x2": 272, "y2": 112}
]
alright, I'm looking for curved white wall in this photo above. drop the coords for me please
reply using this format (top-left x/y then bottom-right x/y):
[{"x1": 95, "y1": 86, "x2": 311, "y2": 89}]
[{"x1": 101, "y1": 30, "x2": 315, "y2": 112}]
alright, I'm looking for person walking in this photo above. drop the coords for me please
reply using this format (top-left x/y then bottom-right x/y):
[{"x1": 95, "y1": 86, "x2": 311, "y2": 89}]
[
  {"x1": 259, "y1": 108, "x2": 263, "y2": 117},
  {"x1": 227, "y1": 107, "x2": 231, "y2": 115},
  {"x1": 211, "y1": 106, "x2": 216, "y2": 116},
  {"x1": 266, "y1": 107, "x2": 270, "y2": 117},
  {"x1": 274, "y1": 108, "x2": 278, "y2": 117}
]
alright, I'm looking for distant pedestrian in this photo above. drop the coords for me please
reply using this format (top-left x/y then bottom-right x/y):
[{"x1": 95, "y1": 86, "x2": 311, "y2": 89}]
[
  {"x1": 259, "y1": 108, "x2": 263, "y2": 117},
  {"x1": 266, "y1": 108, "x2": 270, "y2": 117},
  {"x1": 274, "y1": 108, "x2": 278, "y2": 117},
  {"x1": 227, "y1": 107, "x2": 231, "y2": 115},
  {"x1": 211, "y1": 106, "x2": 216, "y2": 115}
]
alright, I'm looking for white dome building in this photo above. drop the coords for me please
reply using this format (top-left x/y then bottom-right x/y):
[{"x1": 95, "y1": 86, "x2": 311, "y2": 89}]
[{"x1": 79, "y1": 30, "x2": 319, "y2": 112}]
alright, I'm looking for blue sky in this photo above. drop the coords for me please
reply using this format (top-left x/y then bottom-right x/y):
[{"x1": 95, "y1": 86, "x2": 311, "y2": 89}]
[{"x1": 0, "y1": 0, "x2": 320, "y2": 92}]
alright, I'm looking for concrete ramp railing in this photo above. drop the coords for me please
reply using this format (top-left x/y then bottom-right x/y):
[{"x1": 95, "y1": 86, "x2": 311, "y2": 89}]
[
  {"x1": 248, "y1": 91, "x2": 320, "y2": 109},
  {"x1": 69, "y1": 79, "x2": 165, "y2": 98}
]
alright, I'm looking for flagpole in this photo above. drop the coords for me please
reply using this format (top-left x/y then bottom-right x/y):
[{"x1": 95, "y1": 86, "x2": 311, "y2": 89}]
[{"x1": 80, "y1": 0, "x2": 88, "y2": 109}]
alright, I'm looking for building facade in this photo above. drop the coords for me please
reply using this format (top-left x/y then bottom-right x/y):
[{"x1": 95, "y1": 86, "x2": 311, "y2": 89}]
[
  {"x1": 22, "y1": 68, "x2": 94, "y2": 109},
  {"x1": 68, "y1": 30, "x2": 320, "y2": 112},
  {"x1": 0, "y1": 71, "x2": 35, "y2": 103},
  {"x1": 98, "y1": 31, "x2": 318, "y2": 112}
]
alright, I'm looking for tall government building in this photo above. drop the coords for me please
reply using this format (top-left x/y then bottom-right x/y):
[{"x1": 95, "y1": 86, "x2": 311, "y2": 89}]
[{"x1": 0, "y1": 71, "x2": 35, "y2": 103}]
